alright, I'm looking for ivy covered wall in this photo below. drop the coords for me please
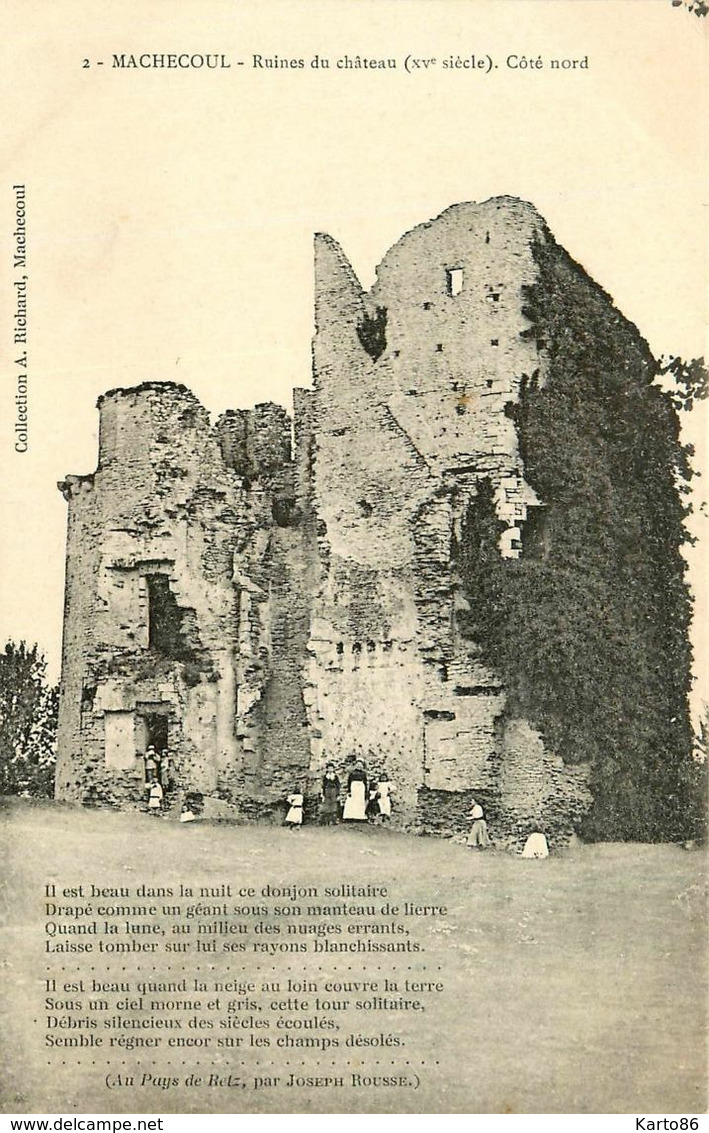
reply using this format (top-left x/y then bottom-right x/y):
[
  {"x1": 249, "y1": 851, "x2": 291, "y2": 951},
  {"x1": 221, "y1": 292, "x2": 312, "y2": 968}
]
[{"x1": 458, "y1": 233, "x2": 701, "y2": 842}]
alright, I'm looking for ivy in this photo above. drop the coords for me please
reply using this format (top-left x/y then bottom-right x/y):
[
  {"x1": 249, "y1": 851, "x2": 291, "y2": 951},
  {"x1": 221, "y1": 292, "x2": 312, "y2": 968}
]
[{"x1": 458, "y1": 235, "x2": 701, "y2": 842}]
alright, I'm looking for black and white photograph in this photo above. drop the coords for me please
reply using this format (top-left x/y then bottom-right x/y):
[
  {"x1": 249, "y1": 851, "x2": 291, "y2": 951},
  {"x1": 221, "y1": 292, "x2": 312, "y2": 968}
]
[{"x1": 0, "y1": 0, "x2": 706, "y2": 1119}]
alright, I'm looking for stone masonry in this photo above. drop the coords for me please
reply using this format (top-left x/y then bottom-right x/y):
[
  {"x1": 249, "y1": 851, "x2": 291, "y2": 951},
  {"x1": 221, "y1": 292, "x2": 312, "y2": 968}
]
[{"x1": 54, "y1": 197, "x2": 611, "y2": 845}]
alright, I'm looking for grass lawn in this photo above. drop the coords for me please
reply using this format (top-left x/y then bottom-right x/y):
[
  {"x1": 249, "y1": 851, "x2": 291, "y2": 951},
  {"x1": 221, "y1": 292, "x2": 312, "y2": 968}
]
[{"x1": 1, "y1": 799, "x2": 706, "y2": 1114}]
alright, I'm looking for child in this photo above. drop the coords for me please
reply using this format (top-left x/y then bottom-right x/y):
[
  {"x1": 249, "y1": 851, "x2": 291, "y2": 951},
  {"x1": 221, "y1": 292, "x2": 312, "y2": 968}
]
[
  {"x1": 285, "y1": 789, "x2": 304, "y2": 830},
  {"x1": 148, "y1": 777, "x2": 164, "y2": 814},
  {"x1": 179, "y1": 800, "x2": 196, "y2": 823},
  {"x1": 376, "y1": 772, "x2": 393, "y2": 822},
  {"x1": 521, "y1": 831, "x2": 549, "y2": 858}
]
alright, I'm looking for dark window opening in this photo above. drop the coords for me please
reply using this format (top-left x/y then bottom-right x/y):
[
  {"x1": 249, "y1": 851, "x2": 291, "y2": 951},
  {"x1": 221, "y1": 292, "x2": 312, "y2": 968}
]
[
  {"x1": 366, "y1": 640, "x2": 376, "y2": 653},
  {"x1": 146, "y1": 574, "x2": 191, "y2": 661},
  {"x1": 356, "y1": 305, "x2": 387, "y2": 362},
  {"x1": 352, "y1": 642, "x2": 362, "y2": 655},
  {"x1": 491, "y1": 339, "x2": 499, "y2": 347},
  {"x1": 485, "y1": 231, "x2": 490, "y2": 244},
  {"x1": 423, "y1": 301, "x2": 432, "y2": 310},
  {"x1": 454, "y1": 685, "x2": 503, "y2": 697},
  {"x1": 144, "y1": 713, "x2": 169, "y2": 754},
  {"x1": 435, "y1": 343, "x2": 443, "y2": 353},
  {"x1": 272, "y1": 496, "x2": 297, "y2": 527},
  {"x1": 446, "y1": 268, "x2": 464, "y2": 296},
  {"x1": 489, "y1": 292, "x2": 500, "y2": 302},
  {"x1": 336, "y1": 642, "x2": 344, "y2": 656},
  {"x1": 358, "y1": 499, "x2": 373, "y2": 517},
  {"x1": 486, "y1": 379, "x2": 494, "y2": 388}
]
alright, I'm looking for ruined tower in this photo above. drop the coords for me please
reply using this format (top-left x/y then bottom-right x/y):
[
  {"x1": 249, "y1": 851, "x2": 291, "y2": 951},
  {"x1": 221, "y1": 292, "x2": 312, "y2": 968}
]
[
  {"x1": 57, "y1": 197, "x2": 691, "y2": 843},
  {"x1": 303, "y1": 197, "x2": 592, "y2": 837}
]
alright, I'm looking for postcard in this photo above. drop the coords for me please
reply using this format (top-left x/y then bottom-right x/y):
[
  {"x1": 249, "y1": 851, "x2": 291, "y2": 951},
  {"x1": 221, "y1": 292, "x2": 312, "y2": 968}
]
[{"x1": 1, "y1": 0, "x2": 706, "y2": 1117}]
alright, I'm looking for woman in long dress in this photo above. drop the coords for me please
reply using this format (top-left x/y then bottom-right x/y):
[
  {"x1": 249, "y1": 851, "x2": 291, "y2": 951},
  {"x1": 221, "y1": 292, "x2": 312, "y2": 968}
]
[
  {"x1": 466, "y1": 799, "x2": 491, "y2": 848},
  {"x1": 343, "y1": 759, "x2": 368, "y2": 821},
  {"x1": 320, "y1": 764, "x2": 341, "y2": 824}
]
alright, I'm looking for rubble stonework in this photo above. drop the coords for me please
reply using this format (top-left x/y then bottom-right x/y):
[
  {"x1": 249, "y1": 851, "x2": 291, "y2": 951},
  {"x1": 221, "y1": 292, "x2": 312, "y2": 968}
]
[{"x1": 57, "y1": 195, "x2": 646, "y2": 843}]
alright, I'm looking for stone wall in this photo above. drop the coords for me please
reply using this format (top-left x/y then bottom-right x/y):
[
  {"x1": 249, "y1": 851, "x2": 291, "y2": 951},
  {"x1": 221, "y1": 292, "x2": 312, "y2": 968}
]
[
  {"x1": 56, "y1": 197, "x2": 612, "y2": 845},
  {"x1": 307, "y1": 198, "x2": 592, "y2": 843}
]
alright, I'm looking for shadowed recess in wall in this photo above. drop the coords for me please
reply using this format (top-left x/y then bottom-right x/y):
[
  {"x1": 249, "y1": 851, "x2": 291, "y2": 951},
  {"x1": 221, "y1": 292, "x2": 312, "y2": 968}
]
[
  {"x1": 356, "y1": 305, "x2": 387, "y2": 361},
  {"x1": 146, "y1": 575, "x2": 214, "y2": 687}
]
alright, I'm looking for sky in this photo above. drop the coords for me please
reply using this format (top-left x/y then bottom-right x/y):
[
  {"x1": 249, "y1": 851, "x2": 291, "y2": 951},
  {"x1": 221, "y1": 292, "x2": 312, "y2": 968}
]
[{"x1": 0, "y1": 0, "x2": 706, "y2": 713}]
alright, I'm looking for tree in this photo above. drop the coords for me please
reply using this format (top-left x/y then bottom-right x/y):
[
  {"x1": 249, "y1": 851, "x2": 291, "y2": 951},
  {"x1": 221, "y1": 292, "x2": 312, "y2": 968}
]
[
  {"x1": 657, "y1": 356, "x2": 708, "y2": 413},
  {"x1": 0, "y1": 642, "x2": 58, "y2": 797}
]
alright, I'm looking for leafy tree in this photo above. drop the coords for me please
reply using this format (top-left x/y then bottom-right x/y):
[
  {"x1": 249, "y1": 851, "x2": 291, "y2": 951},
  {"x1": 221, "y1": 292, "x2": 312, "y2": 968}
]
[
  {"x1": 671, "y1": 0, "x2": 708, "y2": 17},
  {"x1": 0, "y1": 641, "x2": 58, "y2": 797}
]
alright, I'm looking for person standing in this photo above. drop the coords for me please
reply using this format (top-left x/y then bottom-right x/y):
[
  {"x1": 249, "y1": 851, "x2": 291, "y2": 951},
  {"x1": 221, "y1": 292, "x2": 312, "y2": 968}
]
[
  {"x1": 375, "y1": 771, "x2": 393, "y2": 821},
  {"x1": 466, "y1": 798, "x2": 491, "y2": 848},
  {"x1": 144, "y1": 745, "x2": 158, "y2": 782},
  {"x1": 343, "y1": 759, "x2": 368, "y2": 821},
  {"x1": 320, "y1": 763, "x2": 341, "y2": 824},
  {"x1": 147, "y1": 776, "x2": 163, "y2": 815},
  {"x1": 285, "y1": 789, "x2": 304, "y2": 830}
]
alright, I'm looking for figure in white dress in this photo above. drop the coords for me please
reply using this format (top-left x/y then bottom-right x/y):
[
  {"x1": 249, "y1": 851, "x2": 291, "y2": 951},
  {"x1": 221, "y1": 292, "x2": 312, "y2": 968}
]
[
  {"x1": 147, "y1": 777, "x2": 163, "y2": 814},
  {"x1": 285, "y1": 790, "x2": 304, "y2": 829},
  {"x1": 343, "y1": 760, "x2": 368, "y2": 821},
  {"x1": 521, "y1": 831, "x2": 549, "y2": 858},
  {"x1": 376, "y1": 773, "x2": 392, "y2": 821}
]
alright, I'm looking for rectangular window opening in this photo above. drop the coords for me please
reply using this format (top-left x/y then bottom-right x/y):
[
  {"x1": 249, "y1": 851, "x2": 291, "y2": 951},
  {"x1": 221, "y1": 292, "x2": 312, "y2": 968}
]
[
  {"x1": 446, "y1": 267, "x2": 464, "y2": 297},
  {"x1": 145, "y1": 574, "x2": 191, "y2": 661}
]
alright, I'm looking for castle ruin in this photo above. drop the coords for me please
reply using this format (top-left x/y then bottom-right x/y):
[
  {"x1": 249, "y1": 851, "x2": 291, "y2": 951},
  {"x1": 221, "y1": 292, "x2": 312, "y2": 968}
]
[{"x1": 56, "y1": 196, "x2": 670, "y2": 844}]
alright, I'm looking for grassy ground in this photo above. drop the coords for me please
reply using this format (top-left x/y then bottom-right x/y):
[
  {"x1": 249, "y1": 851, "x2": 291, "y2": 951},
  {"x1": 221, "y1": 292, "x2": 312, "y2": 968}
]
[{"x1": 1, "y1": 799, "x2": 706, "y2": 1114}]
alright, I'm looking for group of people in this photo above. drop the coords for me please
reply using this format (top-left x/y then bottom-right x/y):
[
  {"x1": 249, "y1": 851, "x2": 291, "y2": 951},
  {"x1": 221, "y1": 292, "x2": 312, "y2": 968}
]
[
  {"x1": 143, "y1": 745, "x2": 201, "y2": 822},
  {"x1": 142, "y1": 745, "x2": 548, "y2": 854},
  {"x1": 285, "y1": 759, "x2": 393, "y2": 829}
]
